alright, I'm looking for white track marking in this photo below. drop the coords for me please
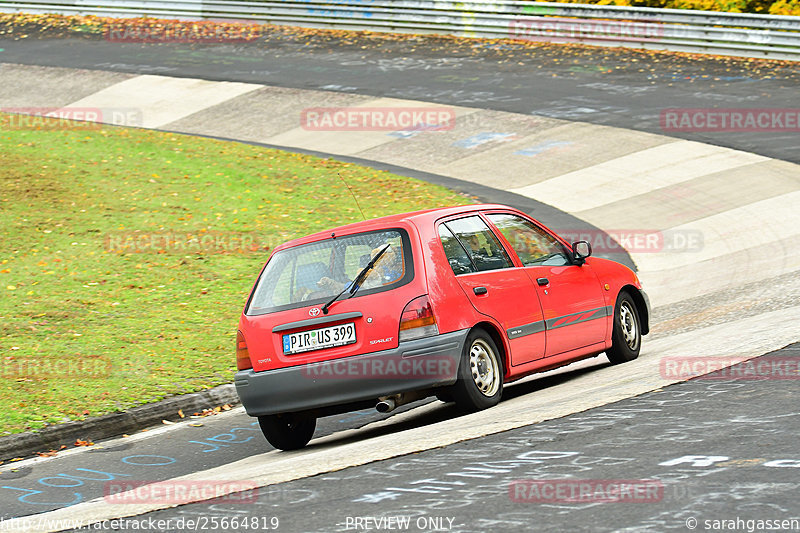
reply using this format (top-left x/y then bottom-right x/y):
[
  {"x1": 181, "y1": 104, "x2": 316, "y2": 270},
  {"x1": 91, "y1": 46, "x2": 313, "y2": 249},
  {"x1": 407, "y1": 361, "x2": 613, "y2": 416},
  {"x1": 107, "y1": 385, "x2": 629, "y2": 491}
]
[
  {"x1": 631, "y1": 189, "x2": 800, "y2": 273},
  {"x1": 509, "y1": 141, "x2": 768, "y2": 212},
  {"x1": 61, "y1": 75, "x2": 260, "y2": 128},
  {"x1": 639, "y1": 236, "x2": 800, "y2": 306}
]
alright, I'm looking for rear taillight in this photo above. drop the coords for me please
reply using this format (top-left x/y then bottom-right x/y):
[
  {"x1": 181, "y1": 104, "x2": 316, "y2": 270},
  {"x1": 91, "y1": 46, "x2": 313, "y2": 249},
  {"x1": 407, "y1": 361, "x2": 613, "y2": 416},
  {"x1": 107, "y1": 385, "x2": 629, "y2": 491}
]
[
  {"x1": 236, "y1": 330, "x2": 252, "y2": 370},
  {"x1": 399, "y1": 295, "x2": 439, "y2": 342}
]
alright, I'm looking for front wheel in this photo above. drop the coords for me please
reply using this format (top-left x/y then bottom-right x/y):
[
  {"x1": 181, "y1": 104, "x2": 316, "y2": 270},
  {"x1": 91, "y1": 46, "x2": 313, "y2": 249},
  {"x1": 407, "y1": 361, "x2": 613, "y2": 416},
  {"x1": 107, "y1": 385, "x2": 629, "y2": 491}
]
[
  {"x1": 606, "y1": 291, "x2": 642, "y2": 364},
  {"x1": 451, "y1": 329, "x2": 504, "y2": 412},
  {"x1": 258, "y1": 413, "x2": 316, "y2": 451}
]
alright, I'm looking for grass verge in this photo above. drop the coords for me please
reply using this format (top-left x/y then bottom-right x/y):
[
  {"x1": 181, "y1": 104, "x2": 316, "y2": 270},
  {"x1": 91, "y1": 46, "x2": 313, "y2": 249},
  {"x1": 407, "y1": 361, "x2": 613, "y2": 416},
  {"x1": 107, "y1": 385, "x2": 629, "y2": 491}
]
[{"x1": 0, "y1": 113, "x2": 472, "y2": 436}]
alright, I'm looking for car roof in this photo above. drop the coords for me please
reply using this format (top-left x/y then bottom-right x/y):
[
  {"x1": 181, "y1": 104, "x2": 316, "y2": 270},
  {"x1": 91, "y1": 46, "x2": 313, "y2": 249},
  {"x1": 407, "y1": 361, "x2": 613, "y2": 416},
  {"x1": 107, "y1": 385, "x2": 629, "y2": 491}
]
[{"x1": 273, "y1": 203, "x2": 520, "y2": 252}]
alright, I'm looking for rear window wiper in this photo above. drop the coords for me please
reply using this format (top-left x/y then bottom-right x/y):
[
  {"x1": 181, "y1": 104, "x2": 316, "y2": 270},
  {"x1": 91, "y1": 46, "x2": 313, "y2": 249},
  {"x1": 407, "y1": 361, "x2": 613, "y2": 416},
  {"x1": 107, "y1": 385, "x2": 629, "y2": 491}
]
[{"x1": 321, "y1": 244, "x2": 390, "y2": 315}]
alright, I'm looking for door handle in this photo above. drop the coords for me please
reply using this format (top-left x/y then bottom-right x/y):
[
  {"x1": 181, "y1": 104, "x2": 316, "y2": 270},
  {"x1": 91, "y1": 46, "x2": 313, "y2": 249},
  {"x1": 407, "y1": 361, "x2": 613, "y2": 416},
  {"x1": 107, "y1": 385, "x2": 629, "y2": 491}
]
[
  {"x1": 537, "y1": 278, "x2": 549, "y2": 286},
  {"x1": 473, "y1": 286, "x2": 488, "y2": 295}
]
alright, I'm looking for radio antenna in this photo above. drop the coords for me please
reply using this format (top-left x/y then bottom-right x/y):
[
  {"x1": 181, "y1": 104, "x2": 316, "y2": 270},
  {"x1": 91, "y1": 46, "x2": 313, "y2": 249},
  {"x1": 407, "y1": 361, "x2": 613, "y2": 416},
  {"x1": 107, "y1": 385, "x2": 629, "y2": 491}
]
[{"x1": 338, "y1": 172, "x2": 366, "y2": 221}]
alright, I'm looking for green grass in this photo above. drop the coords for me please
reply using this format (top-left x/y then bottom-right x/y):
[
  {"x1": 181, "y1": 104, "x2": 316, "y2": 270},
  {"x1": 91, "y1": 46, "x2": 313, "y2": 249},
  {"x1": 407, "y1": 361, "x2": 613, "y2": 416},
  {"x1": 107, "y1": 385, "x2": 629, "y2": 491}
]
[{"x1": 0, "y1": 114, "x2": 472, "y2": 437}]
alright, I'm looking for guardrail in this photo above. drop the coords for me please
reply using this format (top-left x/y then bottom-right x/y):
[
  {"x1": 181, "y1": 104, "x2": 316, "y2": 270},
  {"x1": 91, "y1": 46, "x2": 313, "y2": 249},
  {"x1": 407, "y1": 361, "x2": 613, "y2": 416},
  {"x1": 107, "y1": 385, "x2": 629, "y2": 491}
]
[{"x1": 1, "y1": 0, "x2": 799, "y2": 60}]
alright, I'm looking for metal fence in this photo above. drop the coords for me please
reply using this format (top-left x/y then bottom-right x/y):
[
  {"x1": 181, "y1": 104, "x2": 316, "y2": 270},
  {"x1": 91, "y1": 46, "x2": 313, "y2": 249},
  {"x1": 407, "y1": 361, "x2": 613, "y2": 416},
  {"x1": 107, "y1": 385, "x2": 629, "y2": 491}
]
[{"x1": 1, "y1": 0, "x2": 799, "y2": 60}]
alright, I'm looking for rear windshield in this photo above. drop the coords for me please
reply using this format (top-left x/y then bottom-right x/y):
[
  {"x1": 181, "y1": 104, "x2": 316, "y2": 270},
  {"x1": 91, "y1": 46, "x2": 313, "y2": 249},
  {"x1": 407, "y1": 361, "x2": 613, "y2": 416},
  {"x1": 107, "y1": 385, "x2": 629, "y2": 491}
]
[{"x1": 245, "y1": 229, "x2": 413, "y2": 316}]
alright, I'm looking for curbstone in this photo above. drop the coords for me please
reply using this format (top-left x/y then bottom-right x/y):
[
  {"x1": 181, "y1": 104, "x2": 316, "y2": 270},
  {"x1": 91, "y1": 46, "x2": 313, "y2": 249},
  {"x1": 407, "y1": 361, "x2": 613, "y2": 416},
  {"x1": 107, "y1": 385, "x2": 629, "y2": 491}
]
[{"x1": 0, "y1": 384, "x2": 239, "y2": 462}]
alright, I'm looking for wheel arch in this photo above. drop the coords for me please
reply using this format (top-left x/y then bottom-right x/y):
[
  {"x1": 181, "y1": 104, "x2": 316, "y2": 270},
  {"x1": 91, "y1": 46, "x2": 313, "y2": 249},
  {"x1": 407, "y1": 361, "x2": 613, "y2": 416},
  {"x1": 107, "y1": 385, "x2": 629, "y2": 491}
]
[
  {"x1": 471, "y1": 321, "x2": 509, "y2": 378},
  {"x1": 620, "y1": 284, "x2": 649, "y2": 336}
]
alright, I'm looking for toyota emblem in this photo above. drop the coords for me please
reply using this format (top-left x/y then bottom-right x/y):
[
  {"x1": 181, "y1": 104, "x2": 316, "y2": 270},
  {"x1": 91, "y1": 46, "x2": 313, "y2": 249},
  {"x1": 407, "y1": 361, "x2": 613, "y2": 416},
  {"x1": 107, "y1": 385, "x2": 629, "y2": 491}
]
[{"x1": 309, "y1": 308, "x2": 321, "y2": 317}]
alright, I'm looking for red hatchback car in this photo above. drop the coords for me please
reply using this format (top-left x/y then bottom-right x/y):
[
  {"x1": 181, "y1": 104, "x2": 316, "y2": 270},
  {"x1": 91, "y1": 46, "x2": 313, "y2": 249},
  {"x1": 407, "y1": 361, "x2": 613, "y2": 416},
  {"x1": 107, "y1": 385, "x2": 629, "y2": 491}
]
[{"x1": 235, "y1": 204, "x2": 649, "y2": 450}]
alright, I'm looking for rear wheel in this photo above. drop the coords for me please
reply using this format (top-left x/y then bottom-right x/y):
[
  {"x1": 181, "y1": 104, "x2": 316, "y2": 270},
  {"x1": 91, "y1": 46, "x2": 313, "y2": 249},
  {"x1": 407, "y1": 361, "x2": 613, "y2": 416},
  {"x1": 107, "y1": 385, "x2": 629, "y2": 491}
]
[
  {"x1": 606, "y1": 291, "x2": 642, "y2": 364},
  {"x1": 435, "y1": 390, "x2": 453, "y2": 403},
  {"x1": 451, "y1": 329, "x2": 504, "y2": 411},
  {"x1": 258, "y1": 413, "x2": 316, "y2": 451}
]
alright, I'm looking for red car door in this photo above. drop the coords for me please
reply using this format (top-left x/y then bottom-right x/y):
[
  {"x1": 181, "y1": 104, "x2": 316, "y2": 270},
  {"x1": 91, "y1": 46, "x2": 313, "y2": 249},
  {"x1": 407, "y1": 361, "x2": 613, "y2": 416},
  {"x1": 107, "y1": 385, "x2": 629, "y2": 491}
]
[
  {"x1": 486, "y1": 213, "x2": 608, "y2": 357},
  {"x1": 438, "y1": 216, "x2": 546, "y2": 367}
]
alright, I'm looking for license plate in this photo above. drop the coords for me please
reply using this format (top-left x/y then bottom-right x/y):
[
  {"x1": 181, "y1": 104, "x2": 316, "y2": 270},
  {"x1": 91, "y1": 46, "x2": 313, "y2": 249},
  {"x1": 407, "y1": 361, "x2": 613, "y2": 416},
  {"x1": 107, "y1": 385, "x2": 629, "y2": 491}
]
[{"x1": 282, "y1": 322, "x2": 357, "y2": 355}]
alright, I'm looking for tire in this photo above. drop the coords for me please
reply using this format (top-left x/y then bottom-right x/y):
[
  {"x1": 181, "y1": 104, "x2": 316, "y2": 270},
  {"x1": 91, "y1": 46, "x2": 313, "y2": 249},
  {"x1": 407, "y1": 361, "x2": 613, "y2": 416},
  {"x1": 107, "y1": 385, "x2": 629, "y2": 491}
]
[
  {"x1": 258, "y1": 413, "x2": 316, "y2": 451},
  {"x1": 606, "y1": 291, "x2": 642, "y2": 364},
  {"x1": 435, "y1": 390, "x2": 454, "y2": 403},
  {"x1": 451, "y1": 329, "x2": 504, "y2": 412}
]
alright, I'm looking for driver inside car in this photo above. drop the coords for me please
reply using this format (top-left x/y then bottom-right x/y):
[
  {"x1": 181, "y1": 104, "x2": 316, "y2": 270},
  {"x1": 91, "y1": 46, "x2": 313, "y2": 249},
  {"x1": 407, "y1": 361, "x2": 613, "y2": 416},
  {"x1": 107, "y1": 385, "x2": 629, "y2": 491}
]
[
  {"x1": 317, "y1": 245, "x2": 402, "y2": 294},
  {"x1": 505, "y1": 226, "x2": 549, "y2": 264}
]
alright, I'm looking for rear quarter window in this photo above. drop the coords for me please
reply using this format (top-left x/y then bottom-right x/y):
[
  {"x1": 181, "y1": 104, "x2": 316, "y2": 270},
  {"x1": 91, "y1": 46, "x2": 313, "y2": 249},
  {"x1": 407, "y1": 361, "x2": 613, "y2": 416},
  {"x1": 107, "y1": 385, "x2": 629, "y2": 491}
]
[
  {"x1": 438, "y1": 215, "x2": 513, "y2": 274},
  {"x1": 438, "y1": 224, "x2": 475, "y2": 275}
]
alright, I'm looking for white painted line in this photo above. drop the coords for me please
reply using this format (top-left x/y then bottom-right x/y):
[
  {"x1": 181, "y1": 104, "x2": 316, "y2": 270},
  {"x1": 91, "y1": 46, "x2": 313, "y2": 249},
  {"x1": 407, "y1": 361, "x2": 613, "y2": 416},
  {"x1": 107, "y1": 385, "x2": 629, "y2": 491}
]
[
  {"x1": 639, "y1": 236, "x2": 800, "y2": 307},
  {"x1": 61, "y1": 75, "x2": 261, "y2": 129},
  {"x1": 15, "y1": 304, "x2": 800, "y2": 533},
  {"x1": 509, "y1": 141, "x2": 767, "y2": 212},
  {"x1": 631, "y1": 189, "x2": 800, "y2": 273}
]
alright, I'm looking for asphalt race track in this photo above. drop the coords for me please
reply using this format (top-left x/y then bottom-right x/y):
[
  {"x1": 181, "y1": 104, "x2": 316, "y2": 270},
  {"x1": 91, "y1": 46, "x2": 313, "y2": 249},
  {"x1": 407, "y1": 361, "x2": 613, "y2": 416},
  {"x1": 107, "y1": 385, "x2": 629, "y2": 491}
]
[
  {"x1": 1, "y1": 28, "x2": 799, "y2": 533},
  {"x1": 0, "y1": 35, "x2": 798, "y2": 163},
  {"x1": 88, "y1": 343, "x2": 800, "y2": 533}
]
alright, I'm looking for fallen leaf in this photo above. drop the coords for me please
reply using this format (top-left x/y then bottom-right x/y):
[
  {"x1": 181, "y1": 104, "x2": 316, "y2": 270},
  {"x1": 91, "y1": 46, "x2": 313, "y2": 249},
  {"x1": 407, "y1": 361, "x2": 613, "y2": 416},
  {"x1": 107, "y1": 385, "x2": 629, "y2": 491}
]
[{"x1": 36, "y1": 449, "x2": 59, "y2": 458}]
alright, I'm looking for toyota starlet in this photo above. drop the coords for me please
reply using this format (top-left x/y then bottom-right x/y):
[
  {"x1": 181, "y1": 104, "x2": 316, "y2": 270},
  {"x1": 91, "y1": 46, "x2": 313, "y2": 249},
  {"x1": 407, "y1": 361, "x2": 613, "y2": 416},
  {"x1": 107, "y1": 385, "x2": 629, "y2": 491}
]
[{"x1": 235, "y1": 205, "x2": 650, "y2": 450}]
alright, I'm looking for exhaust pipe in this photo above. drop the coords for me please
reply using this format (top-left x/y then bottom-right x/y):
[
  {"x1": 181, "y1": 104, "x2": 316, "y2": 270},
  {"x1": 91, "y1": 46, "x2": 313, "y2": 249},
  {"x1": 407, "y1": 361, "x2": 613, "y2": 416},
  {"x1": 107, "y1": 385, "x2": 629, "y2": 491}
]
[
  {"x1": 375, "y1": 390, "x2": 429, "y2": 413},
  {"x1": 375, "y1": 397, "x2": 396, "y2": 413}
]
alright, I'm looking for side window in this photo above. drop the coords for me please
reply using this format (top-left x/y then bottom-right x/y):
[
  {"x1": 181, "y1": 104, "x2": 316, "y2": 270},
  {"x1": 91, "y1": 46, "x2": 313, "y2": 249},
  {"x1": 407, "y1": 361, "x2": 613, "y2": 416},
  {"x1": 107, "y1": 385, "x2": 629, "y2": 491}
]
[
  {"x1": 444, "y1": 216, "x2": 513, "y2": 272},
  {"x1": 439, "y1": 224, "x2": 475, "y2": 275},
  {"x1": 486, "y1": 213, "x2": 570, "y2": 267}
]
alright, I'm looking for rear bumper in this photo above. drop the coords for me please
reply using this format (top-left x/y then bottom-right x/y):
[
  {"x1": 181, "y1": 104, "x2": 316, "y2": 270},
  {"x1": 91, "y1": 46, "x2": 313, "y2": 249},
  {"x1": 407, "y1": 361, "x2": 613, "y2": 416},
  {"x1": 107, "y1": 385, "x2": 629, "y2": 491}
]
[{"x1": 234, "y1": 329, "x2": 468, "y2": 417}]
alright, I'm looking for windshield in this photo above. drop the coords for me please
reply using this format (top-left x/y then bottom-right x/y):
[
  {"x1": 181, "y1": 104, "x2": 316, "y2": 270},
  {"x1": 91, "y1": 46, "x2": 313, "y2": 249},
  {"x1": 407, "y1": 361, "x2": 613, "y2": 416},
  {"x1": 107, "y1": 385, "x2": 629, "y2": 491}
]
[{"x1": 246, "y1": 229, "x2": 411, "y2": 315}]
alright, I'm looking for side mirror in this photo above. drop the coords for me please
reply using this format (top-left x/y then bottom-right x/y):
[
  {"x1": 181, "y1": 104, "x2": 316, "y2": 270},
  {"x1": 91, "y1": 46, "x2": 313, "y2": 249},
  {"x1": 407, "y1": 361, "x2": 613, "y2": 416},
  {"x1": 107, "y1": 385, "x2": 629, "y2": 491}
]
[{"x1": 572, "y1": 240, "x2": 592, "y2": 265}]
